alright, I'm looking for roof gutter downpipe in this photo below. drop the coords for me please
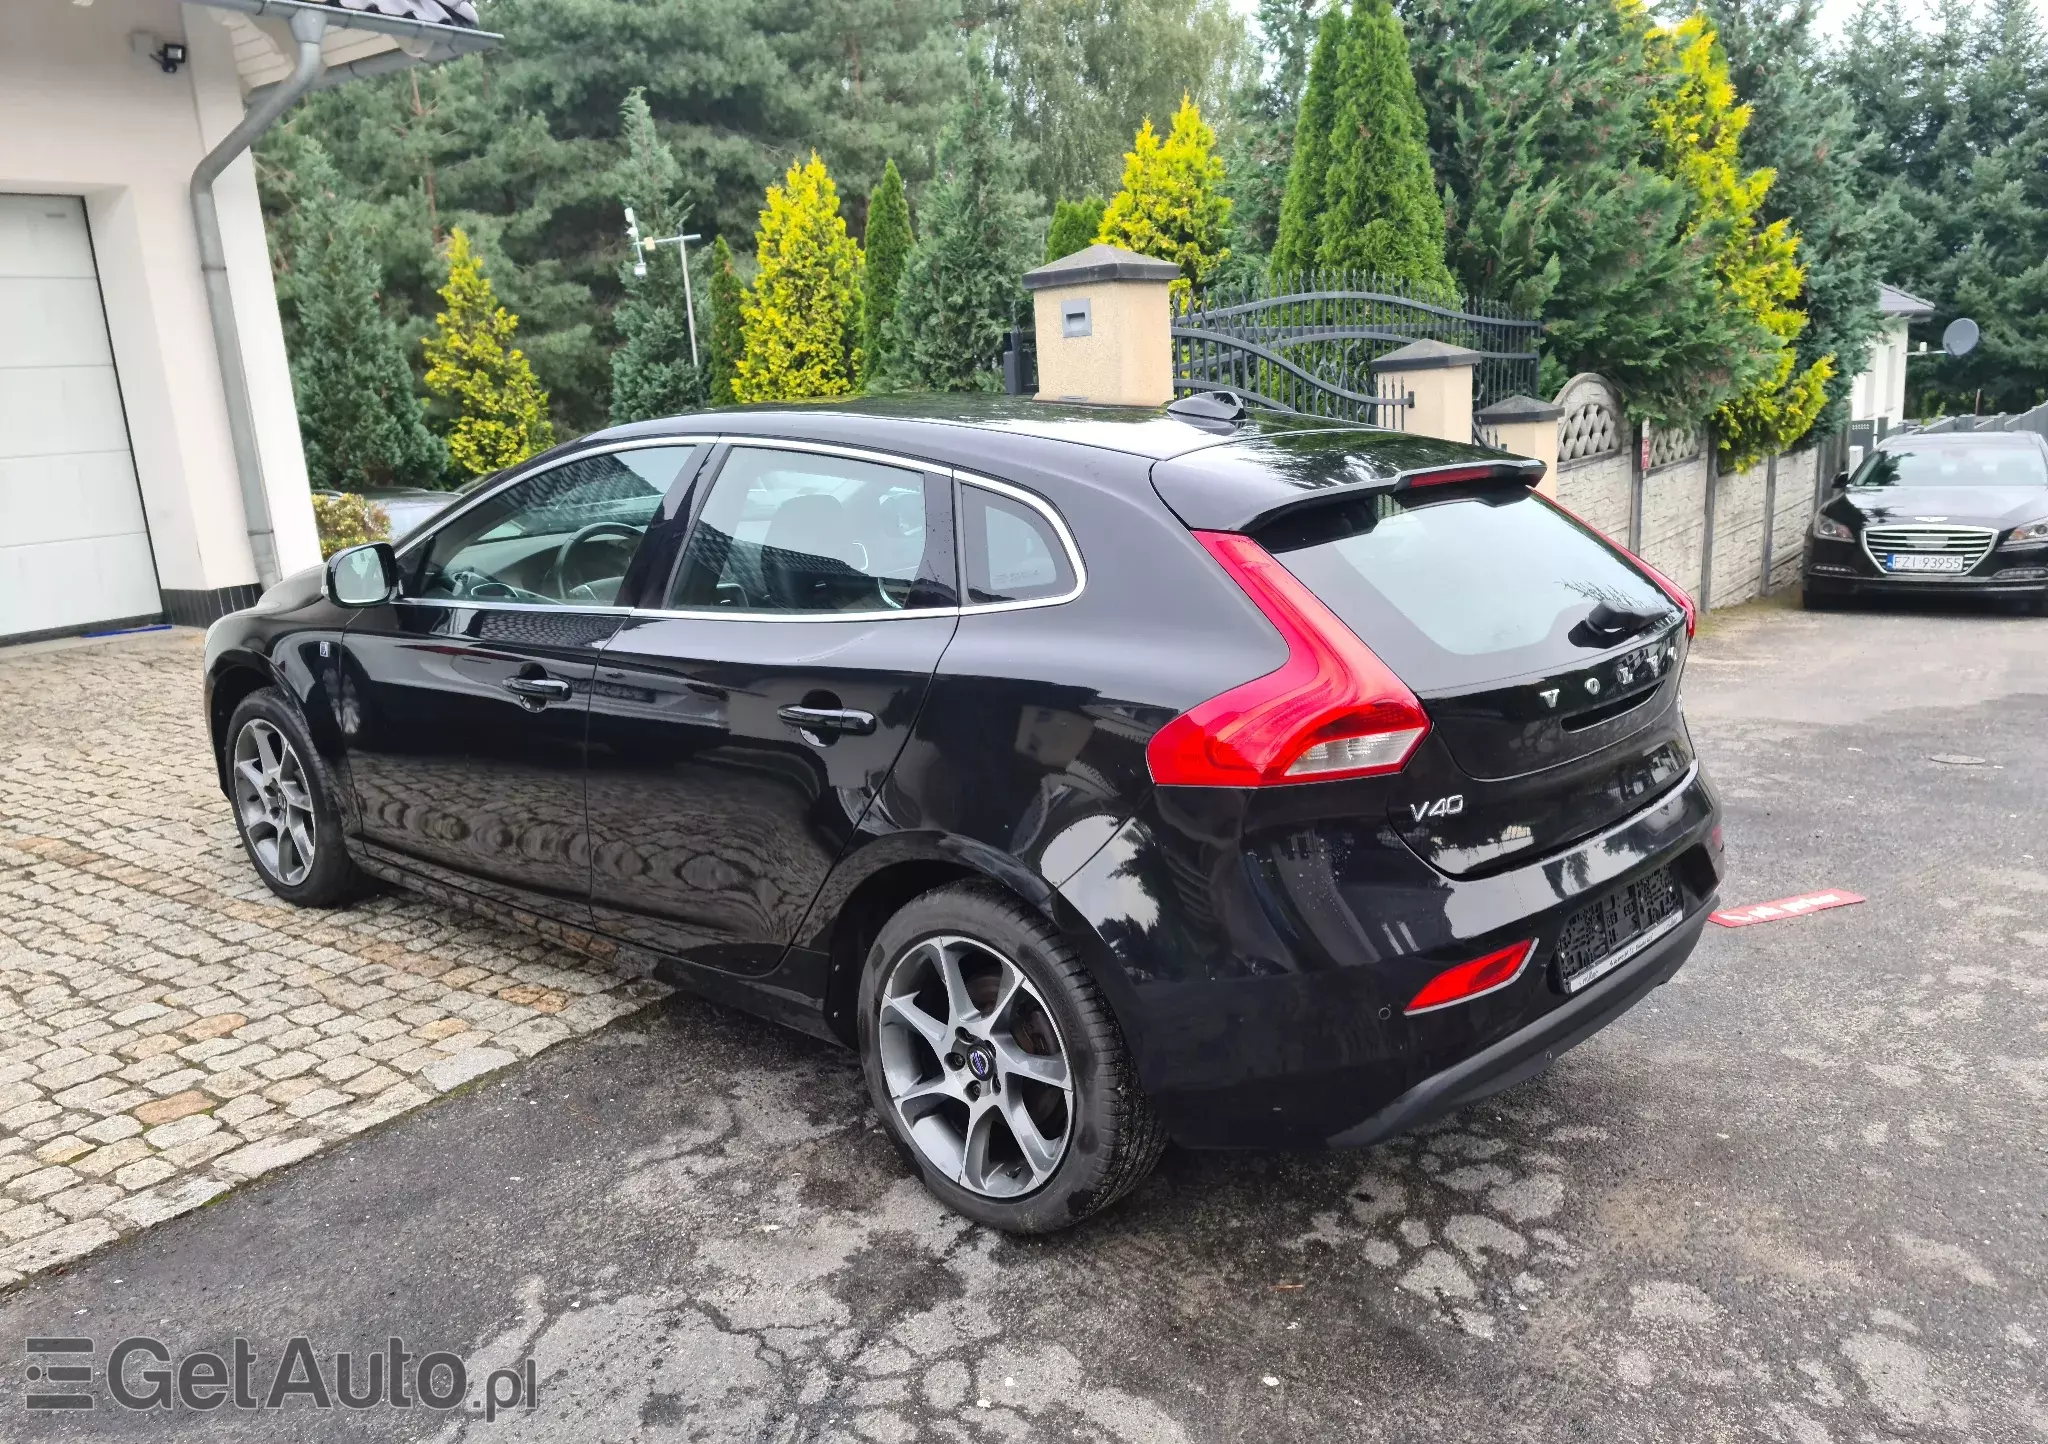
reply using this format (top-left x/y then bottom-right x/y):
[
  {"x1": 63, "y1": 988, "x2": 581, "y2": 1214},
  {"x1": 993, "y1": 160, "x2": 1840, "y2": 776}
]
[{"x1": 189, "y1": 7, "x2": 329, "y2": 590}]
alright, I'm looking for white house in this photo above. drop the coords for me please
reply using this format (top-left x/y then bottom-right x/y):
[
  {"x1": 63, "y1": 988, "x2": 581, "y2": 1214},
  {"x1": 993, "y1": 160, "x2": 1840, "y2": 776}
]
[
  {"x1": 1847, "y1": 281, "x2": 1937, "y2": 434},
  {"x1": 0, "y1": 0, "x2": 493, "y2": 646}
]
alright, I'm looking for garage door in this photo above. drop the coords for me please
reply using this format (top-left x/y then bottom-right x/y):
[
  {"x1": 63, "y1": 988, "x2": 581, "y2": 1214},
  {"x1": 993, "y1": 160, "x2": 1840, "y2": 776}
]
[{"x1": 0, "y1": 194, "x2": 160, "y2": 643}]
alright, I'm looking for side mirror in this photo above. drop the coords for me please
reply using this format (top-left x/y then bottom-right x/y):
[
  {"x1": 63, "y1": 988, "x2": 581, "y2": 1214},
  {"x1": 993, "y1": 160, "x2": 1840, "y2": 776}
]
[
  {"x1": 325, "y1": 542, "x2": 400, "y2": 607},
  {"x1": 1829, "y1": 469, "x2": 1850, "y2": 491}
]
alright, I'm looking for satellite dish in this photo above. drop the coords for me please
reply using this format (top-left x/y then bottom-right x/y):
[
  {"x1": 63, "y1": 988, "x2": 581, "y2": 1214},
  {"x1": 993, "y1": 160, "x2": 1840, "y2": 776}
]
[{"x1": 1942, "y1": 317, "x2": 1979, "y2": 357}]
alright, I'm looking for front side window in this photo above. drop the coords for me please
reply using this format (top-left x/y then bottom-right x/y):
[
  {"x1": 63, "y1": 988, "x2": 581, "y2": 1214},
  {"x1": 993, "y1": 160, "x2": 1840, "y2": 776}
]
[
  {"x1": 960, "y1": 483, "x2": 1076, "y2": 605},
  {"x1": 414, "y1": 446, "x2": 696, "y2": 606},
  {"x1": 667, "y1": 447, "x2": 949, "y2": 613}
]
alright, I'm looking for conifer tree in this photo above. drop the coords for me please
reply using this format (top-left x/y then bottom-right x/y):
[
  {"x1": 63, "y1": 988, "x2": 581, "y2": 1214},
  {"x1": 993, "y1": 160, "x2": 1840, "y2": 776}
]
[
  {"x1": 1096, "y1": 96, "x2": 1233, "y2": 290},
  {"x1": 609, "y1": 89, "x2": 703, "y2": 423},
  {"x1": 1648, "y1": 13, "x2": 1830, "y2": 466},
  {"x1": 282, "y1": 139, "x2": 445, "y2": 491},
  {"x1": 1045, "y1": 197, "x2": 1107, "y2": 262},
  {"x1": 1312, "y1": 0, "x2": 1458, "y2": 294},
  {"x1": 881, "y1": 56, "x2": 1038, "y2": 392},
  {"x1": 733, "y1": 154, "x2": 865, "y2": 402},
  {"x1": 1224, "y1": 0, "x2": 1324, "y2": 267},
  {"x1": 705, "y1": 236, "x2": 745, "y2": 406},
  {"x1": 1399, "y1": 0, "x2": 1766, "y2": 421},
  {"x1": 423, "y1": 229, "x2": 556, "y2": 477},
  {"x1": 1270, "y1": 5, "x2": 1346, "y2": 277},
  {"x1": 860, "y1": 160, "x2": 915, "y2": 388}
]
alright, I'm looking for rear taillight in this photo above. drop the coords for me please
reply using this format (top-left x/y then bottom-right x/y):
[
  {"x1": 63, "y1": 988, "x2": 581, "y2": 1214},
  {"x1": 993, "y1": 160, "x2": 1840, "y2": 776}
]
[
  {"x1": 1145, "y1": 531, "x2": 1430, "y2": 787},
  {"x1": 1404, "y1": 939, "x2": 1536, "y2": 1015}
]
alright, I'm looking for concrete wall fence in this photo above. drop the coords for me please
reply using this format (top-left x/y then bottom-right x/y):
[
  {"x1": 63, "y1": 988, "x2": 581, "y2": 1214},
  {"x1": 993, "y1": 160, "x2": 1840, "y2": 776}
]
[{"x1": 1549, "y1": 373, "x2": 1834, "y2": 613}]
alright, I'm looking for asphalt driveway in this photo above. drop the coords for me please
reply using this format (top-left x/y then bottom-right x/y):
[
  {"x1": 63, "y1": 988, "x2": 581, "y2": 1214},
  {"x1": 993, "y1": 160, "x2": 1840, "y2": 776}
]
[{"x1": 2, "y1": 596, "x2": 2044, "y2": 1442}]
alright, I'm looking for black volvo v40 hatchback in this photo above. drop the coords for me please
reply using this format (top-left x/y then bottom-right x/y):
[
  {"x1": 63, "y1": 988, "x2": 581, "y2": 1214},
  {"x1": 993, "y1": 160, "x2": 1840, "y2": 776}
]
[
  {"x1": 204, "y1": 398, "x2": 1723, "y2": 1232},
  {"x1": 1803, "y1": 429, "x2": 2048, "y2": 611}
]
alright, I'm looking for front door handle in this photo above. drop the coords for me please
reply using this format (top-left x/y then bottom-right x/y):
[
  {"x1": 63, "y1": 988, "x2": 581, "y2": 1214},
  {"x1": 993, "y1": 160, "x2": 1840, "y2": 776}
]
[
  {"x1": 503, "y1": 675, "x2": 573, "y2": 703},
  {"x1": 777, "y1": 705, "x2": 877, "y2": 738}
]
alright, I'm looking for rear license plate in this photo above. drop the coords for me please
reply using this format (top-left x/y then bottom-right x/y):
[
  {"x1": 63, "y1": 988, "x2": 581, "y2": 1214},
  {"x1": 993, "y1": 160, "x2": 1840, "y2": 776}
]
[
  {"x1": 1556, "y1": 867, "x2": 1683, "y2": 993},
  {"x1": 1884, "y1": 553, "x2": 1969, "y2": 573}
]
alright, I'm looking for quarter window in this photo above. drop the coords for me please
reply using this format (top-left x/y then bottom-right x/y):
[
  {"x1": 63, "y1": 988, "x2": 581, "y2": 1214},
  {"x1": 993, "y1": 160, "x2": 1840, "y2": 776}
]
[
  {"x1": 668, "y1": 447, "x2": 950, "y2": 613},
  {"x1": 960, "y1": 483, "x2": 1076, "y2": 605},
  {"x1": 415, "y1": 446, "x2": 695, "y2": 606}
]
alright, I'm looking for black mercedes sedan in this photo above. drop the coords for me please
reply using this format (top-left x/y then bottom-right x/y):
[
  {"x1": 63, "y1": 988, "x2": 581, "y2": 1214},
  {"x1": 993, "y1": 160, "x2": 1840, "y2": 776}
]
[
  {"x1": 203, "y1": 397, "x2": 1723, "y2": 1232},
  {"x1": 1803, "y1": 429, "x2": 2048, "y2": 612}
]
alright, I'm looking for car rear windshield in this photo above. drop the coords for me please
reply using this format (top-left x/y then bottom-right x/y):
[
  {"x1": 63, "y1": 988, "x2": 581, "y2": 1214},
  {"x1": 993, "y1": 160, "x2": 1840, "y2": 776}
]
[
  {"x1": 1854, "y1": 440, "x2": 2048, "y2": 488},
  {"x1": 1255, "y1": 487, "x2": 1677, "y2": 693}
]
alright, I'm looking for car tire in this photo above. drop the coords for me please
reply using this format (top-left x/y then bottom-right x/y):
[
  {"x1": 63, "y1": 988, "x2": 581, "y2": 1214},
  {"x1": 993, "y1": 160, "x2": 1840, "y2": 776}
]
[
  {"x1": 1801, "y1": 583, "x2": 1838, "y2": 611},
  {"x1": 857, "y1": 880, "x2": 1166, "y2": 1233},
  {"x1": 223, "y1": 688, "x2": 368, "y2": 908}
]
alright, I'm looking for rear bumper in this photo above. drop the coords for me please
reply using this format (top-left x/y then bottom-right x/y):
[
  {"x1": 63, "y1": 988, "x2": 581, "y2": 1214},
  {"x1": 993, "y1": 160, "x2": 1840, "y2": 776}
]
[
  {"x1": 1056, "y1": 764, "x2": 1723, "y2": 1149},
  {"x1": 1325, "y1": 901, "x2": 1708, "y2": 1146}
]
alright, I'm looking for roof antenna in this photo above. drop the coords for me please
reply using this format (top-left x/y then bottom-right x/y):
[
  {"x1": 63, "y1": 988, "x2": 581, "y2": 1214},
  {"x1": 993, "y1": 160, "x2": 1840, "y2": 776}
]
[{"x1": 1167, "y1": 390, "x2": 1249, "y2": 431}]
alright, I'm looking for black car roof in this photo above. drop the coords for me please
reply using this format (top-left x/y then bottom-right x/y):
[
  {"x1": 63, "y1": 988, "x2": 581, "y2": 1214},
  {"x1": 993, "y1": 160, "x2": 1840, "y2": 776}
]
[{"x1": 588, "y1": 395, "x2": 1437, "y2": 465}]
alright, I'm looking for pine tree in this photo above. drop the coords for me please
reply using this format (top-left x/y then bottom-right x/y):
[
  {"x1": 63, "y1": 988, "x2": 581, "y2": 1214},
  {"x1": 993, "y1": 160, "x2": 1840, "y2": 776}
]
[
  {"x1": 423, "y1": 229, "x2": 557, "y2": 477},
  {"x1": 1312, "y1": 0, "x2": 1459, "y2": 294},
  {"x1": 1221, "y1": 0, "x2": 1324, "y2": 274},
  {"x1": 1648, "y1": 13, "x2": 1830, "y2": 466},
  {"x1": 1704, "y1": 0, "x2": 1890, "y2": 433},
  {"x1": 860, "y1": 160, "x2": 915, "y2": 388},
  {"x1": 705, "y1": 236, "x2": 744, "y2": 406},
  {"x1": 609, "y1": 89, "x2": 702, "y2": 424},
  {"x1": 282, "y1": 139, "x2": 446, "y2": 491},
  {"x1": 733, "y1": 154, "x2": 865, "y2": 402},
  {"x1": 1046, "y1": 197, "x2": 1108, "y2": 262},
  {"x1": 880, "y1": 56, "x2": 1039, "y2": 392},
  {"x1": 1271, "y1": 5, "x2": 1346, "y2": 277},
  {"x1": 1096, "y1": 96, "x2": 1234, "y2": 291},
  {"x1": 1399, "y1": 0, "x2": 1766, "y2": 421}
]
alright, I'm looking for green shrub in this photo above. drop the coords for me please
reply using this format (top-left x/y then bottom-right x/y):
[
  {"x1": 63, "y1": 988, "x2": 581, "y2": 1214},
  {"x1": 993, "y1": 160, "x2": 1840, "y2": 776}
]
[{"x1": 311, "y1": 493, "x2": 392, "y2": 559}]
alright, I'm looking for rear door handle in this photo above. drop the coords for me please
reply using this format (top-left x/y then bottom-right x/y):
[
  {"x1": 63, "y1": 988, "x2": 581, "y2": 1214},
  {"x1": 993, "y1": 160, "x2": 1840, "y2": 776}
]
[
  {"x1": 777, "y1": 705, "x2": 877, "y2": 737},
  {"x1": 503, "y1": 675, "x2": 573, "y2": 702}
]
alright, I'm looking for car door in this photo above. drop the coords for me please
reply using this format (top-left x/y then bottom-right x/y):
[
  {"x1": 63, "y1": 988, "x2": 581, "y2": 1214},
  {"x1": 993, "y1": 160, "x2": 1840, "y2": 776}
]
[
  {"x1": 337, "y1": 441, "x2": 705, "y2": 919},
  {"x1": 584, "y1": 441, "x2": 958, "y2": 972}
]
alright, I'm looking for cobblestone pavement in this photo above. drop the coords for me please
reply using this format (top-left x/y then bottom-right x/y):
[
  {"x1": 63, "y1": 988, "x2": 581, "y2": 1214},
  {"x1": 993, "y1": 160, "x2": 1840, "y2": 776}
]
[{"x1": 0, "y1": 629, "x2": 666, "y2": 1287}]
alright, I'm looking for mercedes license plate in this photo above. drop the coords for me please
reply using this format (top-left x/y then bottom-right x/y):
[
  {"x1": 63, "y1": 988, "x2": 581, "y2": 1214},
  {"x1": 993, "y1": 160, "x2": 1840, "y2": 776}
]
[
  {"x1": 1556, "y1": 868, "x2": 1682, "y2": 993},
  {"x1": 1884, "y1": 552, "x2": 1969, "y2": 573}
]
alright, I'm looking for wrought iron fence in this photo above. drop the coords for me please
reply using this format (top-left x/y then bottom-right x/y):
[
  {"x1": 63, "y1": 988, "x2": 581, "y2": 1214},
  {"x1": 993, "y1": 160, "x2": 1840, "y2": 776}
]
[{"x1": 1173, "y1": 273, "x2": 1541, "y2": 423}]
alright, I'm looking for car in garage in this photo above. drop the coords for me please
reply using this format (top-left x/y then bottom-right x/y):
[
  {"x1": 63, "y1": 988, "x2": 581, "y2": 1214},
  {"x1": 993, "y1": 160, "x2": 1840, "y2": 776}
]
[
  {"x1": 1803, "y1": 429, "x2": 2048, "y2": 612},
  {"x1": 202, "y1": 397, "x2": 1724, "y2": 1232}
]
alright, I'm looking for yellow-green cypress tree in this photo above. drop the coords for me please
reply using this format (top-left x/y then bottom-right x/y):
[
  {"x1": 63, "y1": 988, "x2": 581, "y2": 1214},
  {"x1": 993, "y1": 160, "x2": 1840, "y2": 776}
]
[
  {"x1": 422, "y1": 229, "x2": 556, "y2": 477},
  {"x1": 733, "y1": 154, "x2": 864, "y2": 402},
  {"x1": 1648, "y1": 13, "x2": 1832, "y2": 467},
  {"x1": 1095, "y1": 96, "x2": 1232, "y2": 292}
]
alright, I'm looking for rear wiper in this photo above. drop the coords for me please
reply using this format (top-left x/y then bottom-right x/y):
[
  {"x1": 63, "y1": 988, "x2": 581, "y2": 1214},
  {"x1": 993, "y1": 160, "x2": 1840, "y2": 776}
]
[{"x1": 1576, "y1": 601, "x2": 1665, "y2": 646}]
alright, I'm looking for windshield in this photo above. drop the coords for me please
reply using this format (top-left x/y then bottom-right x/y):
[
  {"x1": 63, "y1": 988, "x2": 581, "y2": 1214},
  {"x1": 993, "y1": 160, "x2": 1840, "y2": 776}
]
[{"x1": 1853, "y1": 440, "x2": 2048, "y2": 489}]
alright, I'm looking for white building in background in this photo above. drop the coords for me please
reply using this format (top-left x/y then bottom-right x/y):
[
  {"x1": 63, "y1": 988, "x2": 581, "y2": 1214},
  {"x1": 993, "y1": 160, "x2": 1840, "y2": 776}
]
[
  {"x1": 1847, "y1": 282, "x2": 1937, "y2": 433},
  {"x1": 0, "y1": 0, "x2": 492, "y2": 646}
]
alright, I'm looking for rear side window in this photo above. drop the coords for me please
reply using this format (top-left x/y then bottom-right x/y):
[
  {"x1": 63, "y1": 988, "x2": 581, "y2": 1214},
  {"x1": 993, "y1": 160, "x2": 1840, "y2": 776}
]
[
  {"x1": 960, "y1": 483, "x2": 1077, "y2": 605},
  {"x1": 1257, "y1": 488, "x2": 1676, "y2": 691}
]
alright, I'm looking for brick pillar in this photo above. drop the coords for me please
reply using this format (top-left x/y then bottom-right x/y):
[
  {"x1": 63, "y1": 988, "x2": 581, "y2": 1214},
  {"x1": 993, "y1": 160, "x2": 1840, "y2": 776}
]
[
  {"x1": 1370, "y1": 340, "x2": 1479, "y2": 443},
  {"x1": 1474, "y1": 394, "x2": 1564, "y2": 497},
  {"x1": 1021, "y1": 245, "x2": 1181, "y2": 406}
]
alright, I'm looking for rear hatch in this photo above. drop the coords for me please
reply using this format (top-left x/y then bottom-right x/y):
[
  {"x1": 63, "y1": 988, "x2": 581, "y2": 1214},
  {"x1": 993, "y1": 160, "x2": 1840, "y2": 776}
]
[{"x1": 1153, "y1": 435, "x2": 1693, "y2": 877}]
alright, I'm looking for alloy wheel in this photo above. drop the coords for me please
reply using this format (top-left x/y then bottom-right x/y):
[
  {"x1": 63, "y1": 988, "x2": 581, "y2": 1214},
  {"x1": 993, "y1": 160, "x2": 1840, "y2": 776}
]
[
  {"x1": 876, "y1": 935, "x2": 1074, "y2": 1199},
  {"x1": 231, "y1": 719, "x2": 318, "y2": 887}
]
